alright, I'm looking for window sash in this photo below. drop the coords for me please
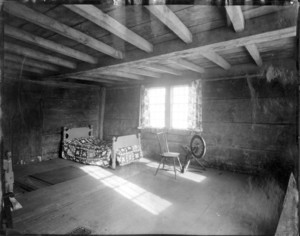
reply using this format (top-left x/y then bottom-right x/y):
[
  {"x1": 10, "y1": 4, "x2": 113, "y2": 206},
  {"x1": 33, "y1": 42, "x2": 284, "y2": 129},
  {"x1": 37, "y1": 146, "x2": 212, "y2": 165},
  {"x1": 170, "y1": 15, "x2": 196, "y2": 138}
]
[
  {"x1": 139, "y1": 80, "x2": 202, "y2": 131},
  {"x1": 170, "y1": 85, "x2": 189, "y2": 130}
]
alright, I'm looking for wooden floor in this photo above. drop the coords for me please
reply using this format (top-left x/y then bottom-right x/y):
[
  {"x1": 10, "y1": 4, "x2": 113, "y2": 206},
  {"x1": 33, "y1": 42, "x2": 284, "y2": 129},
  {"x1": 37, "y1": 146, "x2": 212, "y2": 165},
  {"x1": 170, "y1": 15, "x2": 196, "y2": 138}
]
[{"x1": 13, "y1": 158, "x2": 279, "y2": 235}]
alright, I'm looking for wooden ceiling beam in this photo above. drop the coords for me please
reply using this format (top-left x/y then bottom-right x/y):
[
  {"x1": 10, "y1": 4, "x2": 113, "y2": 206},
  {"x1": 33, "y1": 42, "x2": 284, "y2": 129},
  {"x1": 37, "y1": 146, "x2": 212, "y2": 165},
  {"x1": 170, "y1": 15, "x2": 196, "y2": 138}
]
[
  {"x1": 245, "y1": 44, "x2": 263, "y2": 67},
  {"x1": 45, "y1": 10, "x2": 297, "y2": 81},
  {"x1": 98, "y1": 71, "x2": 145, "y2": 80},
  {"x1": 200, "y1": 51, "x2": 231, "y2": 70},
  {"x1": 145, "y1": 5, "x2": 192, "y2": 44},
  {"x1": 4, "y1": 42, "x2": 76, "y2": 69},
  {"x1": 4, "y1": 68, "x2": 45, "y2": 80},
  {"x1": 98, "y1": 76, "x2": 137, "y2": 83},
  {"x1": 5, "y1": 61, "x2": 45, "y2": 74},
  {"x1": 243, "y1": 6, "x2": 290, "y2": 20},
  {"x1": 68, "y1": 75, "x2": 117, "y2": 84},
  {"x1": 113, "y1": 67, "x2": 161, "y2": 78},
  {"x1": 77, "y1": 73, "x2": 131, "y2": 82},
  {"x1": 168, "y1": 58, "x2": 205, "y2": 73},
  {"x1": 5, "y1": 53, "x2": 59, "y2": 71},
  {"x1": 91, "y1": 8, "x2": 296, "y2": 70},
  {"x1": 140, "y1": 64, "x2": 182, "y2": 75},
  {"x1": 65, "y1": 5, "x2": 153, "y2": 53},
  {"x1": 5, "y1": 25, "x2": 98, "y2": 64},
  {"x1": 4, "y1": 71, "x2": 30, "y2": 79},
  {"x1": 4, "y1": 2, "x2": 123, "y2": 59},
  {"x1": 225, "y1": 6, "x2": 245, "y2": 32},
  {"x1": 47, "y1": 25, "x2": 295, "y2": 80}
]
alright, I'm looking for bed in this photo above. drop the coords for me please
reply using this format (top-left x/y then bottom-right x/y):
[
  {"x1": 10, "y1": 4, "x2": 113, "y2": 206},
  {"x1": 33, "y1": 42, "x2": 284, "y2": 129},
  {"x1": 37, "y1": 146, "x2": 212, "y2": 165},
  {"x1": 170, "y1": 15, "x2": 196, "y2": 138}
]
[{"x1": 61, "y1": 126, "x2": 143, "y2": 169}]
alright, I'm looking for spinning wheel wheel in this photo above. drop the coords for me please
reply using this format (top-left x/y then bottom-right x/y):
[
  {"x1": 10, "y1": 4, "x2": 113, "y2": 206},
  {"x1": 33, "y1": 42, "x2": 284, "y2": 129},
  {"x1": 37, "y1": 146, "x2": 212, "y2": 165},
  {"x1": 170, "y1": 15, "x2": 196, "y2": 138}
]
[
  {"x1": 190, "y1": 135, "x2": 206, "y2": 159},
  {"x1": 181, "y1": 134, "x2": 206, "y2": 173}
]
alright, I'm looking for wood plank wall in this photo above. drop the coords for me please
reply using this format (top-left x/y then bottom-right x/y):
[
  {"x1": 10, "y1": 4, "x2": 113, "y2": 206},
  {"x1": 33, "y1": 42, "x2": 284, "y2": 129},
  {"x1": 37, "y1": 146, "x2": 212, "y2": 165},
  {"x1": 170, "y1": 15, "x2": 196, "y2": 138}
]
[
  {"x1": 202, "y1": 76, "x2": 297, "y2": 176},
  {"x1": 104, "y1": 87, "x2": 140, "y2": 140},
  {"x1": 2, "y1": 80, "x2": 101, "y2": 164},
  {"x1": 104, "y1": 75, "x2": 297, "y2": 177}
]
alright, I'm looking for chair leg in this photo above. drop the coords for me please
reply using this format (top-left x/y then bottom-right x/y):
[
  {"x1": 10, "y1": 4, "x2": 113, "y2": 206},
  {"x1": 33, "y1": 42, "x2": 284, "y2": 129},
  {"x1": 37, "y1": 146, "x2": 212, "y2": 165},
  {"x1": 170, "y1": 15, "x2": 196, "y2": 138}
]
[
  {"x1": 173, "y1": 158, "x2": 176, "y2": 179},
  {"x1": 155, "y1": 157, "x2": 164, "y2": 176}
]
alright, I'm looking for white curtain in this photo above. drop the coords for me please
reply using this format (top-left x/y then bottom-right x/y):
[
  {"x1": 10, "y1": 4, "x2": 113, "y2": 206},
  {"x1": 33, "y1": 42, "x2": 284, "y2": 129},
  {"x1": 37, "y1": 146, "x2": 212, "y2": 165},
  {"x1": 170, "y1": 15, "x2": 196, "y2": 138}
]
[
  {"x1": 187, "y1": 79, "x2": 202, "y2": 132},
  {"x1": 139, "y1": 85, "x2": 150, "y2": 128}
]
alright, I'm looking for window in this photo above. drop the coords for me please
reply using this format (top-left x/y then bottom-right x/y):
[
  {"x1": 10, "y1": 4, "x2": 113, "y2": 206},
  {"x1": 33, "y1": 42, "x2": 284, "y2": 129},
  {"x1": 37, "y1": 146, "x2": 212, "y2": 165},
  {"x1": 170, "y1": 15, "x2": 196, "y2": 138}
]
[
  {"x1": 148, "y1": 87, "x2": 165, "y2": 128},
  {"x1": 171, "y1": 85, "x2": 189, "y2": 129},
  {"x1": 140, "y1": 80, "x2": 202, "y2": 131}
]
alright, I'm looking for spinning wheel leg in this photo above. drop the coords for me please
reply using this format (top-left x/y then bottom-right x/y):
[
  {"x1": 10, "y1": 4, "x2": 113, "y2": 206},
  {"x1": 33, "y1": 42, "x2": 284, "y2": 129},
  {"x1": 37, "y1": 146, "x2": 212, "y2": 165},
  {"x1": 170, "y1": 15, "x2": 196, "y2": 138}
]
[
  {"x1": 181, "y1": 153, "x2": 192, "y2": 173},
  {"x1": 194, "y1": 158, "x2": 206, "y2": 170}
]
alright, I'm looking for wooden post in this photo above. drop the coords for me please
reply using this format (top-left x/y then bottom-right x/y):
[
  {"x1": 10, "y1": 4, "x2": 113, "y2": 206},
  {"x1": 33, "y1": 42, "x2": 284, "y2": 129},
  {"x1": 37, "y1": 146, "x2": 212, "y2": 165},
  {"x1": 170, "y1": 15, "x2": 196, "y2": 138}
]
[
  {"x1": 138, "y1": 85, "x2": 143, "y2": 129},
  {"x1": 98, "y1": 87, "x2": 106, "y2": 140},
  {"x1": 165, "y1": 85, "x2": 171, "y2": 131},
  {"x1": 296, "y1": 4, "x2": 300, "y2": 231},
  {"x1": 0, "y1": 0, "x2": 4, "y2": 227}
]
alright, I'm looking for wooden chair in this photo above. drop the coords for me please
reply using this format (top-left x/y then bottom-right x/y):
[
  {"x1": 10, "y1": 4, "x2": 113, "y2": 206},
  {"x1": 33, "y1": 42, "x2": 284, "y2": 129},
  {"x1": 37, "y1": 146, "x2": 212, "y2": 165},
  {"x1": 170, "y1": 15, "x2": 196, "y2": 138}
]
[{"x1": 155, "y1": 132, "x2": 182, "y2": 179}]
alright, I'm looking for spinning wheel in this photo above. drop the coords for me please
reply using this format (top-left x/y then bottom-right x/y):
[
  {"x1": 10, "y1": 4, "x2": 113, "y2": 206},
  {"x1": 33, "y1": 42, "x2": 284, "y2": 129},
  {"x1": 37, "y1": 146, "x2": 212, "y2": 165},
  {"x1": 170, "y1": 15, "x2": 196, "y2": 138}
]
[
  {"x1": 181, "y1": 134, "x2": 206, "y2": 173},
  {"x1": 190, "y1": 135, "x2": 206, "y2": 159}
]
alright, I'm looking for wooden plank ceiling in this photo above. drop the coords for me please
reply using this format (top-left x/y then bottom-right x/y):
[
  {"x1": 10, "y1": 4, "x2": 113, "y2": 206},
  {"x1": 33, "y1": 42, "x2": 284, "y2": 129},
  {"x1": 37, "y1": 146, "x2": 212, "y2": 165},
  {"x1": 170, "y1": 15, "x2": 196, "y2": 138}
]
[{"x1": 3, "y1": 1, "x2": 297, "y2": 87}]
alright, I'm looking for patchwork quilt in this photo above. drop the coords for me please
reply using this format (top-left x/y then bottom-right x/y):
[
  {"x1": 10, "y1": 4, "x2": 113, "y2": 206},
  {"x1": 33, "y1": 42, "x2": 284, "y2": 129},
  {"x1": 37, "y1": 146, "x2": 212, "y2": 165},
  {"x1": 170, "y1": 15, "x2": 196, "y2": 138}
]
[
  {"x1": 62, "y1": 137, "x2": 112, "y2": 167},
  {"x1": 116, "y1": 144, "x2": 142, "y2": 166}
]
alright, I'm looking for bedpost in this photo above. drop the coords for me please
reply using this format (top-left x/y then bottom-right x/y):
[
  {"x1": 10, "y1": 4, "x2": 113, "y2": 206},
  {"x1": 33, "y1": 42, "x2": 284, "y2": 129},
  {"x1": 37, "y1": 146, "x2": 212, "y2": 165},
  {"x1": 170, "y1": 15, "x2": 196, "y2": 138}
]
[
  {"x1": 62, "y1": 127, "x2": 68, "y2": 142},
  {"x1": 137, "y1": 132, "x2": 143, "y2": 158},
  {"x1": 137, "y1": 133, "x2": 141, "y2": 147},
  {"x1": 88, "y1": 125, "x2": 93, "y2": 137},
  {"x1": 112, "y1": 136, "x2": 117, "y2": 169}
]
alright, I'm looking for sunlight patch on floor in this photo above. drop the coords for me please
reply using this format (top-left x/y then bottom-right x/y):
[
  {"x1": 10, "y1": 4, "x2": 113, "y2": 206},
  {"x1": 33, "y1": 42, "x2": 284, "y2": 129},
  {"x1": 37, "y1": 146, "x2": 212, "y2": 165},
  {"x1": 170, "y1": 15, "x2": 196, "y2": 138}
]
[
  {"x1": 179, "y1": 171, "x2": 206, "y2": 183},
  {"x1": 80, "y1": 165, "x2": 172, "y2": 215},
  {"x1": 141, "y1": 157, "x2": 207, "y2": 183}
]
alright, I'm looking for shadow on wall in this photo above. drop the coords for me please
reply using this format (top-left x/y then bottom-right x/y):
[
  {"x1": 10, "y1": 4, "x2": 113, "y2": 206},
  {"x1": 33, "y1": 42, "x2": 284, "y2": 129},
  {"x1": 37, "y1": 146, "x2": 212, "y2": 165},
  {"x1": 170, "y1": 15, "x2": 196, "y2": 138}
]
[{"x1": 249, "y1": 65, "x2": 297, "y2": 189}]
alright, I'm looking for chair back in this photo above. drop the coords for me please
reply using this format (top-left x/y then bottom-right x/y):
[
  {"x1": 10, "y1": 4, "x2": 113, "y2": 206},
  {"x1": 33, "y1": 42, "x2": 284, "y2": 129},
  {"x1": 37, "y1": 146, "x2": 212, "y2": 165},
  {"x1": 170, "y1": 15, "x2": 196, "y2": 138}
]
[{"x1": 157, "y1": 132, "x2": 169, "y2": 154}]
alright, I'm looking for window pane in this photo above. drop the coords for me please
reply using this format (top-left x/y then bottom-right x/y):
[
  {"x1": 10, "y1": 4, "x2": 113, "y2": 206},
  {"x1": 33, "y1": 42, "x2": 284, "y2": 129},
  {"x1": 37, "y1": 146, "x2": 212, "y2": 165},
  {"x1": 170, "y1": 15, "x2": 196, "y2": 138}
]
[
  {"x1": 171, "y1": 85, "x2": 189, "y2": 129},
  {"x1": 148, "y1": 87, "x2": 165, "y2": 128}
]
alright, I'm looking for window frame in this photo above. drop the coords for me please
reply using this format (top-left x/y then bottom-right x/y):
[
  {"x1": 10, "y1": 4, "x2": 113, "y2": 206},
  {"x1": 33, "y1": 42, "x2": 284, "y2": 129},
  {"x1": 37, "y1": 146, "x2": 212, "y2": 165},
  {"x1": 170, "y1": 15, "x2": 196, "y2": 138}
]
[{"x1": 140, "y1": 83, "x2": 191, "y2": 131}]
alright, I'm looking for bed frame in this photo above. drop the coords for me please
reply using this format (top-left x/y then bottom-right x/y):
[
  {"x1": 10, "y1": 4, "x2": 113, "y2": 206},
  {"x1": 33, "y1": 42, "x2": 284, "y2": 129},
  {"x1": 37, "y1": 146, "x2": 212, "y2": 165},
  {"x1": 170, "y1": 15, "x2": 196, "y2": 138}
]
[{"x1": 62, "y1": 126, "x2": 141, "y2": 169}]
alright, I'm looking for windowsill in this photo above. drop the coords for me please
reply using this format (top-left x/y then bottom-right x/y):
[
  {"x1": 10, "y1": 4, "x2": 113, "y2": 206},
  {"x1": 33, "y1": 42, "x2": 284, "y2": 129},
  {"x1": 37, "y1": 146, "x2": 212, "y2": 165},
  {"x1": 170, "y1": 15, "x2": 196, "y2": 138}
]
[{"x1": 138, "y1": 127, "x2": 201, "y2": 136}]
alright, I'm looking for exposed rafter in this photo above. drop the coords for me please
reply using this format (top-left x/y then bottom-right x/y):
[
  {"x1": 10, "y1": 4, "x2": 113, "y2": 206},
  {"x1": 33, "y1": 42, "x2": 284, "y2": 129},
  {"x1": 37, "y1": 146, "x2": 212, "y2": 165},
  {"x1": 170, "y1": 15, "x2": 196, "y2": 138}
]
[
  {"x1": 145, "y1": 5, "x2": 192, "y2": 44},
  {"x1": 200, "y1": 51, "x2": 231, "y2": 70},
  {"x1": 87, "y1": 7, "x2": 296, "y2": 70},
  {"x1": 5, "y1": 25, "x2": 98, "y2": 64},
  {"x1": 4, "y1": 42, "x2": 76, "y2": 69},
  {"x1": 140, "y1": 64, "x2": 182, "y2": 75},
  {"x1": 168, "y1": 59, "x2": 205, "y2": 73},
  {"x1": 114, "y1": 67, "x2": 161, "y2": 78},
  {"x1": 65, "y1": 4, "x2": 153, "y2": 53},
  {"x1": 243, "y1": 6, "x2": 290, "y2": 20},
  {"x1": 5, "y1": 61, "x2": 45, "y2": 74},
  {"x1": 98, "y1": 71, "x2": 145, "y2": 80},
  {"x1": 68, "y1": 75, "x2": 118, "y2": 84},
  {"x1": 78, "y1": 73, "x2": 131, "y2": 82},
  {"x1": 4, "y1": 2, "x2": 123, "y2": 59},
  {"x1": 245, "y1": 44, "x2": 263, "y2": 67},
  {"x1": 45, "y1": 23, "x2": 296, "y2": 82},
  {"x1": 5, "y1": 53, "x2": 59, "y2": 71},
  {"x1": 225, "y1": 6, "x2": 245, "y2": 32},
  {"x1": 4, "y1": 73, "x2": 29, "y2": 81}
]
